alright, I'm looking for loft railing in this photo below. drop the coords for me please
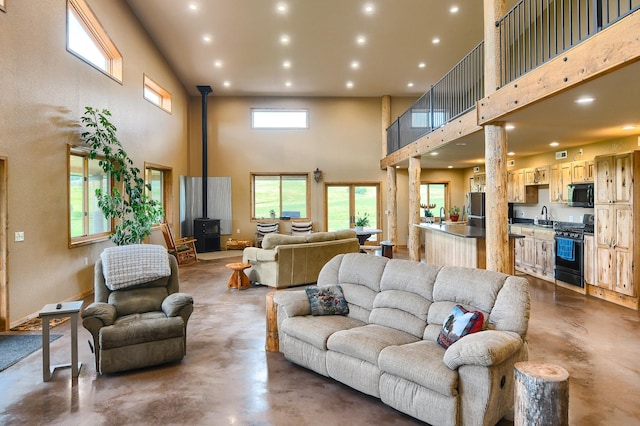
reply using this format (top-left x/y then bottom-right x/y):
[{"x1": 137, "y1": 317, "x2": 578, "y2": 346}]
[
  {"x1": 387, "y1": 0, "x2": 640, "y2": 156},
  {"x1": 498, "y1": 0, "x2": 640, "y2": 86},
  {"x1": 386, "y1": 42, "x2": 484, "y2": 155}
]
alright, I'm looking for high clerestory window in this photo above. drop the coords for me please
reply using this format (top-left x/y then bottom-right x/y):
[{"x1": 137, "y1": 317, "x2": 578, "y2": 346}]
[
  {"x1": 66, "y1": 0, "x2": 122, "y2": 82},
  {"x1": 144, "y1": 75, "x2": 172, "y2": 113},
  {"x1": 251, "y1": 109, "x2": 309, "y2": 129}
]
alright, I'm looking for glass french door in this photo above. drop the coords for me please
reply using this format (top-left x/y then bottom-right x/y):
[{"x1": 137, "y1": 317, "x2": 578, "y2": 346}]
[{"x1": 325, "y1": 183, "x2": 380, "y2": 241}]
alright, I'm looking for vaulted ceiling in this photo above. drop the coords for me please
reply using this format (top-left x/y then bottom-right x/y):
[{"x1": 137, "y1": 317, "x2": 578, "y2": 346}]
[{"x1": 126, "y1": 1, "x2": 640, "y2": 169}]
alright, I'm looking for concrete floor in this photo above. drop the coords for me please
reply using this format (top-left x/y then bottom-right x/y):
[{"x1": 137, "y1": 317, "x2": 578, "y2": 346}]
[{"x1": 1, "y1": 250, "x2": 640, "y2": 425}]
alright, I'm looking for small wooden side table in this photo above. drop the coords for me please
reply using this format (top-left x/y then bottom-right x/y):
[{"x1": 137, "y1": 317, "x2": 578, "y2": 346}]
[
  {"x1": 39, "y1": 301, "x2": 83, "y2": 382},
  {"x1": 225, "y1": 262, "x2": 251, "y2": 290}
]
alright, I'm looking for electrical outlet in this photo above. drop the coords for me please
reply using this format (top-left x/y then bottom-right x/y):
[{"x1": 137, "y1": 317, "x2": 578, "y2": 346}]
[
  {"x1": 15, "y1": 231, "x2": 24, "y2": 242},
  {"x1": 237, "y1": 228, "x2": 240, "y2": 234},
  {"x1": 84, "y1": 257, "x2": 89, "y2": 266}
]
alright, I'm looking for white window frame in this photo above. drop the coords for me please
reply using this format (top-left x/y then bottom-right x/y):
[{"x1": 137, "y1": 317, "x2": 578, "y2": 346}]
[{"x1": 251, "y1": 109, "x2": 309, "y2": 129}]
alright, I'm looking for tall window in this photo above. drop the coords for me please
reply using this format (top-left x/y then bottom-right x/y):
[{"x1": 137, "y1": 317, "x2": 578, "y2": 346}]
[
  {"x1": 69, "y1": 147, "x2": 111, "y2": 246},
  {"x1": 67, "y1": 0, "x2": 122, "y2": 82},
  {"x1": 144, "y1": 163, "x2": 172, "y2": 225},
  {"x1": 252, "y1": 173, "x2": 309, "y2": 219},
  {"x1": 420, "y1": 183, "x2": 448, "y2": 219}
]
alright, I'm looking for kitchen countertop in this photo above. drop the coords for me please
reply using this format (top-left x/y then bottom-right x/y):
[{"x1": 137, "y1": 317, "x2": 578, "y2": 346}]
[{"x1": 415, "y1": 223, "x2": 524, "y2": 239}]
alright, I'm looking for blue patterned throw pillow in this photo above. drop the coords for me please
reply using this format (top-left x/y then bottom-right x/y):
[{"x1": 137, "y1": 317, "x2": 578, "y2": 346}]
[
  {"x1": 305, "y1": 285, "x2": 349, "y2": 316},
  {"x1": 437, "y1": 304, "x2": 484, "y2": 349}
]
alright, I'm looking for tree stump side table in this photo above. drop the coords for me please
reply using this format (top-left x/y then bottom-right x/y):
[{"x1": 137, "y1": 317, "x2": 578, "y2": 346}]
[
  {"x1": 225, "y1": 262, "x2": 251, "y2": 290},
  {"x1": 514, "y1": 361, "x2": 569, "y2": 426}
]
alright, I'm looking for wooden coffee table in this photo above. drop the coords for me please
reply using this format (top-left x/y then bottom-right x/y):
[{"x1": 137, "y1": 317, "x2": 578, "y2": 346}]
[{"x1": 225, "y1": 262, "x2": 251, "y2": 290}]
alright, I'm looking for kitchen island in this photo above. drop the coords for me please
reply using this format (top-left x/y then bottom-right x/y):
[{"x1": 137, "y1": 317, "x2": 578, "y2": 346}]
[{"x1": 415, "y1": 223, "x2": 522, "y2": 274}]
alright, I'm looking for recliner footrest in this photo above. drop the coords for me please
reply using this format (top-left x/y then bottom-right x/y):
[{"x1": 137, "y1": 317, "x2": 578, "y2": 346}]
[{"x1": 100, "y1": 316, "x2": 184, "y2": 349}]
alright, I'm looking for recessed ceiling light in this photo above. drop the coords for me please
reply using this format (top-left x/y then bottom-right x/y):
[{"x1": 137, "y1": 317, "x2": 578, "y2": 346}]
[
  {"x1": 622, "y1": 125, "x2": 636, "y2": 130},
  {"x1": 282, "y1": 60, "x2": 291, "y2": 69},
  {"x1": 285, "y1": 81, "x2": 292, "y2": 87},
  {"x1": 430, "y1": 152, "x2": 438, "y2": 156},
  {"x1": 276, "y1": 2, "x2": 288, "y2": 14},
  {"x1": 575, "y1": 96, "x2": 595, "y2": 104},
  {"x1": 550, "y1": 141, "x2": 559, "y2": 147},
  {"x1": 447, "y1": 165, "x2": 453, "y2": 169},
  {"x1": 202, "y1": 34, "x2": 212, "y2": 43},
  {"x1": 508, "y1": 152, "x2": 515, "y2": 156},
  {"x1": 214, "y1": 60, "x2": 223, "y2": 68},
  {"x1": 223, "y1": 81, "x2": 231, "y2": 88},
  {"x1": 418, "y1": 62, "x2": 426, "y2": 68},
  {"x1": 280, "y1": 34, "x2": 290, "y2": 45},
  {"x1": 350, "y1": 61, "x2": 360, "y2": 69},
  {"x1": 363, "y1": 3, "x2": 375, "y2": 14},
  {"x1": 188, "y1": 3, "x2": 198, "y2": 11},
  {"x1": 505, "y1": 124, "x2": 515, "y2": 130},
  {"x1": 407, "y1": 82, "x2": 414, "y2": 88},
  {"x1": 455, "y1": 142, "x2": 467, "y2": 146},
  {"x1": 432, "y1": 37, "x2": 440, "y2": 44},
  {"x1": 346, "y1": 81, "x2": 354, "y2": 89},
  {"x1": 356, "y1": 35, "x2": 367, "y2": 45},
  {"x1": 450, "y1": 6, "x2": 459, "y2": 13}
]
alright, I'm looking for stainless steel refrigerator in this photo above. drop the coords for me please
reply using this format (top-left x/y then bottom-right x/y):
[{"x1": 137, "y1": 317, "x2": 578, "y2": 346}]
[{"x1": 467, "y1": 192, "x2": 485, "y2": 228}]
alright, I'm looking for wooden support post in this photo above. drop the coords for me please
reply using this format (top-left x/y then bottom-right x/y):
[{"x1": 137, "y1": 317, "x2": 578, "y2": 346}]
[
  {"x1": 265, "y1": 292, "x2": 279, "y2": 352},
  {"x1": 514, "y1": 362, "x2": 569, "y2": 426},
  {"x1": 408, "y1": 157, "x2": 421, "y2": 262},
  {"x1": 387, "y1": 166, "x2": 397, "y2": 251},
  {"x1": 483, "y1": 0, "x2": 510, "y2": 273},
  {"x1": 485, "y1": 123, "x2": 510, "y2": 273}
]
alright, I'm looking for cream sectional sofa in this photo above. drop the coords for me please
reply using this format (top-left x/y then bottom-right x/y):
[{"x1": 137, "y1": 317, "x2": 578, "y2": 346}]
[
  {"x1": 242, "y1": 230, "x2": 360, "y2": 288},
  {"x1": 272, "y1": 253, "x2": 531, "y2": 426}
]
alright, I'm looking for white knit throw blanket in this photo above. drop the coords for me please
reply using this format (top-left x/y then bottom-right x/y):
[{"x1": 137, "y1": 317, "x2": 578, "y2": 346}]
[{"x1": 100, "y1": 244, "x2": 171, "y2": 291}]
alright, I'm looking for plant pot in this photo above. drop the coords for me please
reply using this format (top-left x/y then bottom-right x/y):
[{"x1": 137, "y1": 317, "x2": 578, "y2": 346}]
[
  {"x1": 355, "y1": 226, "x2": 363, "y2": 231},
  {"x1": 450, "y1": 214, "x2": 459, "y2": 222}
]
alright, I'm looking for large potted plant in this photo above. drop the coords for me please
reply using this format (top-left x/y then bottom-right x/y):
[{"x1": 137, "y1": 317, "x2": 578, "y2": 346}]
[{"x1": 80, "y1": 107, "x2": 164, "y2": 245}]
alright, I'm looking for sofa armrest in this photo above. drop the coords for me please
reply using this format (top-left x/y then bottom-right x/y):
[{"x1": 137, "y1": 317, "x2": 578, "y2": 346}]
[
  {"x1": 443, "y1": 330, "x2": 523, "y2": 370},
  {"x1": 81, "y1": 302, "x2": 116, "y2": 326},
  {"x1": 272, "y1": 289, "x2": 311, "y2": 318},
  {"x1": 162, "y1": 292, "x2": 194, "y2": 317},
  {"x1": 243, "y1": 247, "x2": 278, "y2": 262}
]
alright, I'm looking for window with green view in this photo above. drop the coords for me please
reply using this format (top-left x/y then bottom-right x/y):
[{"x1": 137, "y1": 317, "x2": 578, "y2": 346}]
[
  {"x1": 69, "y1": 149, "x2": 111, "y2": 245},
  {"x1": 420, "y1": 183, "x2": 447, "y2": 219},
  {"x1": 252, "y1": 174, "x2": 308, "y2": 219}
]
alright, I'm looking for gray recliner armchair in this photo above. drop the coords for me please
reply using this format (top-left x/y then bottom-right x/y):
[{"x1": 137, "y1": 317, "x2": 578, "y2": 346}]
[{"x1": 81, "y1": 244, "x2": 194, "y2": 374}]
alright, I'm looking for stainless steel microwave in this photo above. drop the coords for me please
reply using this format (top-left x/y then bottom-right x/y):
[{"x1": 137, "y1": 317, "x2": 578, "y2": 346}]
[{"x1": 567, "y1": 183, "x2": 594, "y2": 207}]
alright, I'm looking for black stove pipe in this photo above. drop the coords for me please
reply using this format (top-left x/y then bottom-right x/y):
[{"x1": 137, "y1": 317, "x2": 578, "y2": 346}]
[{"x1": 196, "y1": 85, "x2": 213, "y2": 218}]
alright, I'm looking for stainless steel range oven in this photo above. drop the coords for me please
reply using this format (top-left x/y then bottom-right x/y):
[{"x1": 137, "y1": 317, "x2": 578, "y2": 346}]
[{"x1": 554, "y1": 222, "x2": 585, "y2": 287}]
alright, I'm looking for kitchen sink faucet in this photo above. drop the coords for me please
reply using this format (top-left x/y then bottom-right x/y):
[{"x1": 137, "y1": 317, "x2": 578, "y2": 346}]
[{"x1": 541, "y1": 206, "x2": 548, "y2": 222}]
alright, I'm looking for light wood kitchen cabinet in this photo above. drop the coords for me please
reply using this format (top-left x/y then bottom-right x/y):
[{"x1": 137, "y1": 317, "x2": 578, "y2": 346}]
[
  {"x1": 571, "y1": 160, "x2": 594, "y2": 183},
  {"x1": 594, "y1": 204, "x2": 634, "y2": 296},
  {"x1": 525, "y1": 166, "x2": 550, "y2": 185},
  {"x1": 513, "y1": 227, "x2": 554, "y2": 282},
  {"x1": 533, "y1": 228, "x2": 555, "y2": 281},
  {"x1": 472, "y1": 172, "x2": 486, "y2": 192},
  {"x1": 508, "y1": 169, "x2": 538, "y2": 204},
  {"x1": 549, "y1": 163, "x2": 571, "y2": 203},
  {"x1": 591, "y1": 151, "x2": 639, "y2": 308},
  {"x1": 584, "y1": 234, "x2": 595, "y2": 286},
  {"x1": 594, "y1": 153, "x2": 633, "y2": 204}
]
